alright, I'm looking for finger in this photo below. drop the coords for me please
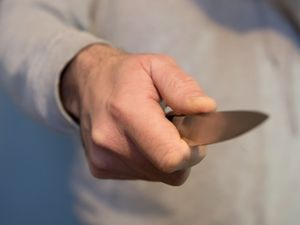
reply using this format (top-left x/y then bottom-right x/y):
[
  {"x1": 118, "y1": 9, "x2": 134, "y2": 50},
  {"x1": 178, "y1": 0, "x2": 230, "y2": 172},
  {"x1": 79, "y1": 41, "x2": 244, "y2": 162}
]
[
  {"x1": 89, "y1": 116, "x2": 191, "y2": 182},
  {"x1": 124, "y1": 137, "x2": 191, "y2": 185},
  {"x1": 158, "y1": 147, "x2": 206, "y2": 185},
  {"x1": 81, "y1": 127, "x2": 141, "y2": 179},
  {"x1": 125, "y1": 139, "x2": 191, "y2": 186},
  {"x1": 88, "y1": 122, "x2": 195, "y2": 185},
  {"x1": 150, "y1": 57, "x2": 217, "y2": 114},
  {"x1": 124, "y1": 100, "x2": 204, "y2": 173},
  {"x1": 161, "y1": 168, "x2": 191, "y2": 186}
]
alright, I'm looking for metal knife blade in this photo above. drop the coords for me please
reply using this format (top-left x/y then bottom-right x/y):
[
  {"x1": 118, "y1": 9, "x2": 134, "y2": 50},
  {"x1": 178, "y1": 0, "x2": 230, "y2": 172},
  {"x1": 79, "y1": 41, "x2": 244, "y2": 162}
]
[{"x1": 170, "y1": 111, "x2": 268, "y2": 146}]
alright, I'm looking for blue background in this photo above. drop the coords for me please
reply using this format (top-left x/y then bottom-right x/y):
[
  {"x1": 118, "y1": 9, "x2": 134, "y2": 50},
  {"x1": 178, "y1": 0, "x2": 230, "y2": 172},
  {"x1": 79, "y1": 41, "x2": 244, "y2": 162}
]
[{"x1": 0, "y1": 88, "x2": 81, "y2": 225}]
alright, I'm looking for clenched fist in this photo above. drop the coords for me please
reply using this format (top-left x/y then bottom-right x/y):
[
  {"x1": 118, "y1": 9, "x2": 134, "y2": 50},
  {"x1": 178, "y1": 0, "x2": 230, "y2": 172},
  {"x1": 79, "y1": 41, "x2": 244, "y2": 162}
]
[{"x1": 60, "y1": 44, "x2": 216, "y2": 185}]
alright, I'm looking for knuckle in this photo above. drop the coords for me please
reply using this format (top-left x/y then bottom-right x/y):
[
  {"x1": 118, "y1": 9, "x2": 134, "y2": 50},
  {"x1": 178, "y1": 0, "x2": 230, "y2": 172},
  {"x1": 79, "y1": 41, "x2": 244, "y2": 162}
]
[
  {"x1": 88, "y1": 151, "x2": 106, "y2": 170},
  {"x1": 87, "y1": 148, "x2": 116, "y2": 179},
  {"x1": 90, "y1": 169, "x2": 112, "y2": 179},
  {"x1": 171, "y1": 178, "x2": 187, "y2": 186},
  {"x1": 88, "y1": 160, "x2": 108, "y2": 178},
  {"x1": 89, "y1": 166, "x2": 104, "y2": 178},
  {"x1": 91, "y1": 128, "x2": 118, "y2": 155},
  {"x1": 164, "y1": 169, "x2": 190, "y2": 186},
  {"x1": 109, "y1": 96, "x2": 124, "y2": 116},
  {"x1": 157, "y1": 146, "x2": 191, "y2": 173},
  {"x1": 91, "y1": 128, "x2": 106, "y2": 147},
  {"x1": 155, "y1": 168, "x2": 191, "y2": 186},
  {"x1": 108, "y1": 94, "x2": 132, "y2": 122}
]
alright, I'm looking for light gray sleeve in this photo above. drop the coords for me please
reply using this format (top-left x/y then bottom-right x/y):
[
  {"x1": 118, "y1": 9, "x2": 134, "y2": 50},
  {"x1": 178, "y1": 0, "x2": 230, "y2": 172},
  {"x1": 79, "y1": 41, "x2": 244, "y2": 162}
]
[{"x1": 0, "y1": 0, "x2": 107, "y2": 131}]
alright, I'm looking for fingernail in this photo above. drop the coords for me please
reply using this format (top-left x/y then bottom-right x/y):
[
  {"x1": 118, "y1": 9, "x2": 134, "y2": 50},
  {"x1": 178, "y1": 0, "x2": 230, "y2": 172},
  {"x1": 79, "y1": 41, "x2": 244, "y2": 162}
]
[{"x1": 187, "y1": 96, "x2": 217, "y2": 112}]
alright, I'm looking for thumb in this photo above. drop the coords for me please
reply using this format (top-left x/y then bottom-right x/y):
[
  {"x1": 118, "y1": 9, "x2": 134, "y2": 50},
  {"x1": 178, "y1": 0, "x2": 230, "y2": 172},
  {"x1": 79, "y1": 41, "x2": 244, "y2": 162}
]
[{"x1": 150, "y1": 57, "x2": 217, "y2": 114}]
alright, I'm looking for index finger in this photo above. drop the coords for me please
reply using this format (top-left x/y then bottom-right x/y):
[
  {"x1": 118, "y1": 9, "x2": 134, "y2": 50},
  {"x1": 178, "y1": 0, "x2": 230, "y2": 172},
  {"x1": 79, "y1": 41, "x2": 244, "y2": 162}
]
[{"x1": 123, "y1": 99, "x2": 204, "y2": 173}]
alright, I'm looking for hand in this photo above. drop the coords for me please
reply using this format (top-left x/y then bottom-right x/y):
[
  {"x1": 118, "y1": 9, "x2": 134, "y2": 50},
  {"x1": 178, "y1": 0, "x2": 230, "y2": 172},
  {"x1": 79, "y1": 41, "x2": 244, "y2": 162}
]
[{"x1": 60, "y1": 44, "x2": 216, "y2": 185}]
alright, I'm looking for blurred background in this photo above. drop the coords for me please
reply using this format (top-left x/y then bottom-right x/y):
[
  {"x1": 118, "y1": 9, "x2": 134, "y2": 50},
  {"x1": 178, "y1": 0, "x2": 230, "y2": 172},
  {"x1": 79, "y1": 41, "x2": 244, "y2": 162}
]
[{"x1": 0, "y1": 87, "x2": 81, "y2": 225}]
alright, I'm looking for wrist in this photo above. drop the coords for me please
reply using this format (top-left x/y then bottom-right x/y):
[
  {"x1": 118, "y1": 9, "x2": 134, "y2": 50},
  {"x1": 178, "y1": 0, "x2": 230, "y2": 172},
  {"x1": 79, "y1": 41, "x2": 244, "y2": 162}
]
[{"x1": 60, "y1": 44, "x2": 124, "y2": 122}]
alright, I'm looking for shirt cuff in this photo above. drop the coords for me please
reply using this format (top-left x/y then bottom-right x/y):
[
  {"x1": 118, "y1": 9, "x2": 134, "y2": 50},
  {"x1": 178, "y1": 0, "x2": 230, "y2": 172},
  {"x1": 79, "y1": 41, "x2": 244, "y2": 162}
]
[{"x1": 33, "y1": 29, "x2": 109, "y2": 132}]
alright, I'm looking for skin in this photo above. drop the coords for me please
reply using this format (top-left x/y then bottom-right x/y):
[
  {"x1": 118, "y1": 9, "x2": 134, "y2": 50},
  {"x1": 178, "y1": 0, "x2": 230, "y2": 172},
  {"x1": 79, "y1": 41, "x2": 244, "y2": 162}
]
[{"x1": 60, "y1": 44, "x2": 217, "y2": 186}]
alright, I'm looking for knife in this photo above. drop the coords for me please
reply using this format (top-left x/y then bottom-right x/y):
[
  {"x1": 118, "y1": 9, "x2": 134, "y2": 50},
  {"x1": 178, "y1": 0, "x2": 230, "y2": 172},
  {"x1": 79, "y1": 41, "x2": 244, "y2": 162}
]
[{"x1": 169, "y1": 111, "x2": 268, "y2": 146}]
